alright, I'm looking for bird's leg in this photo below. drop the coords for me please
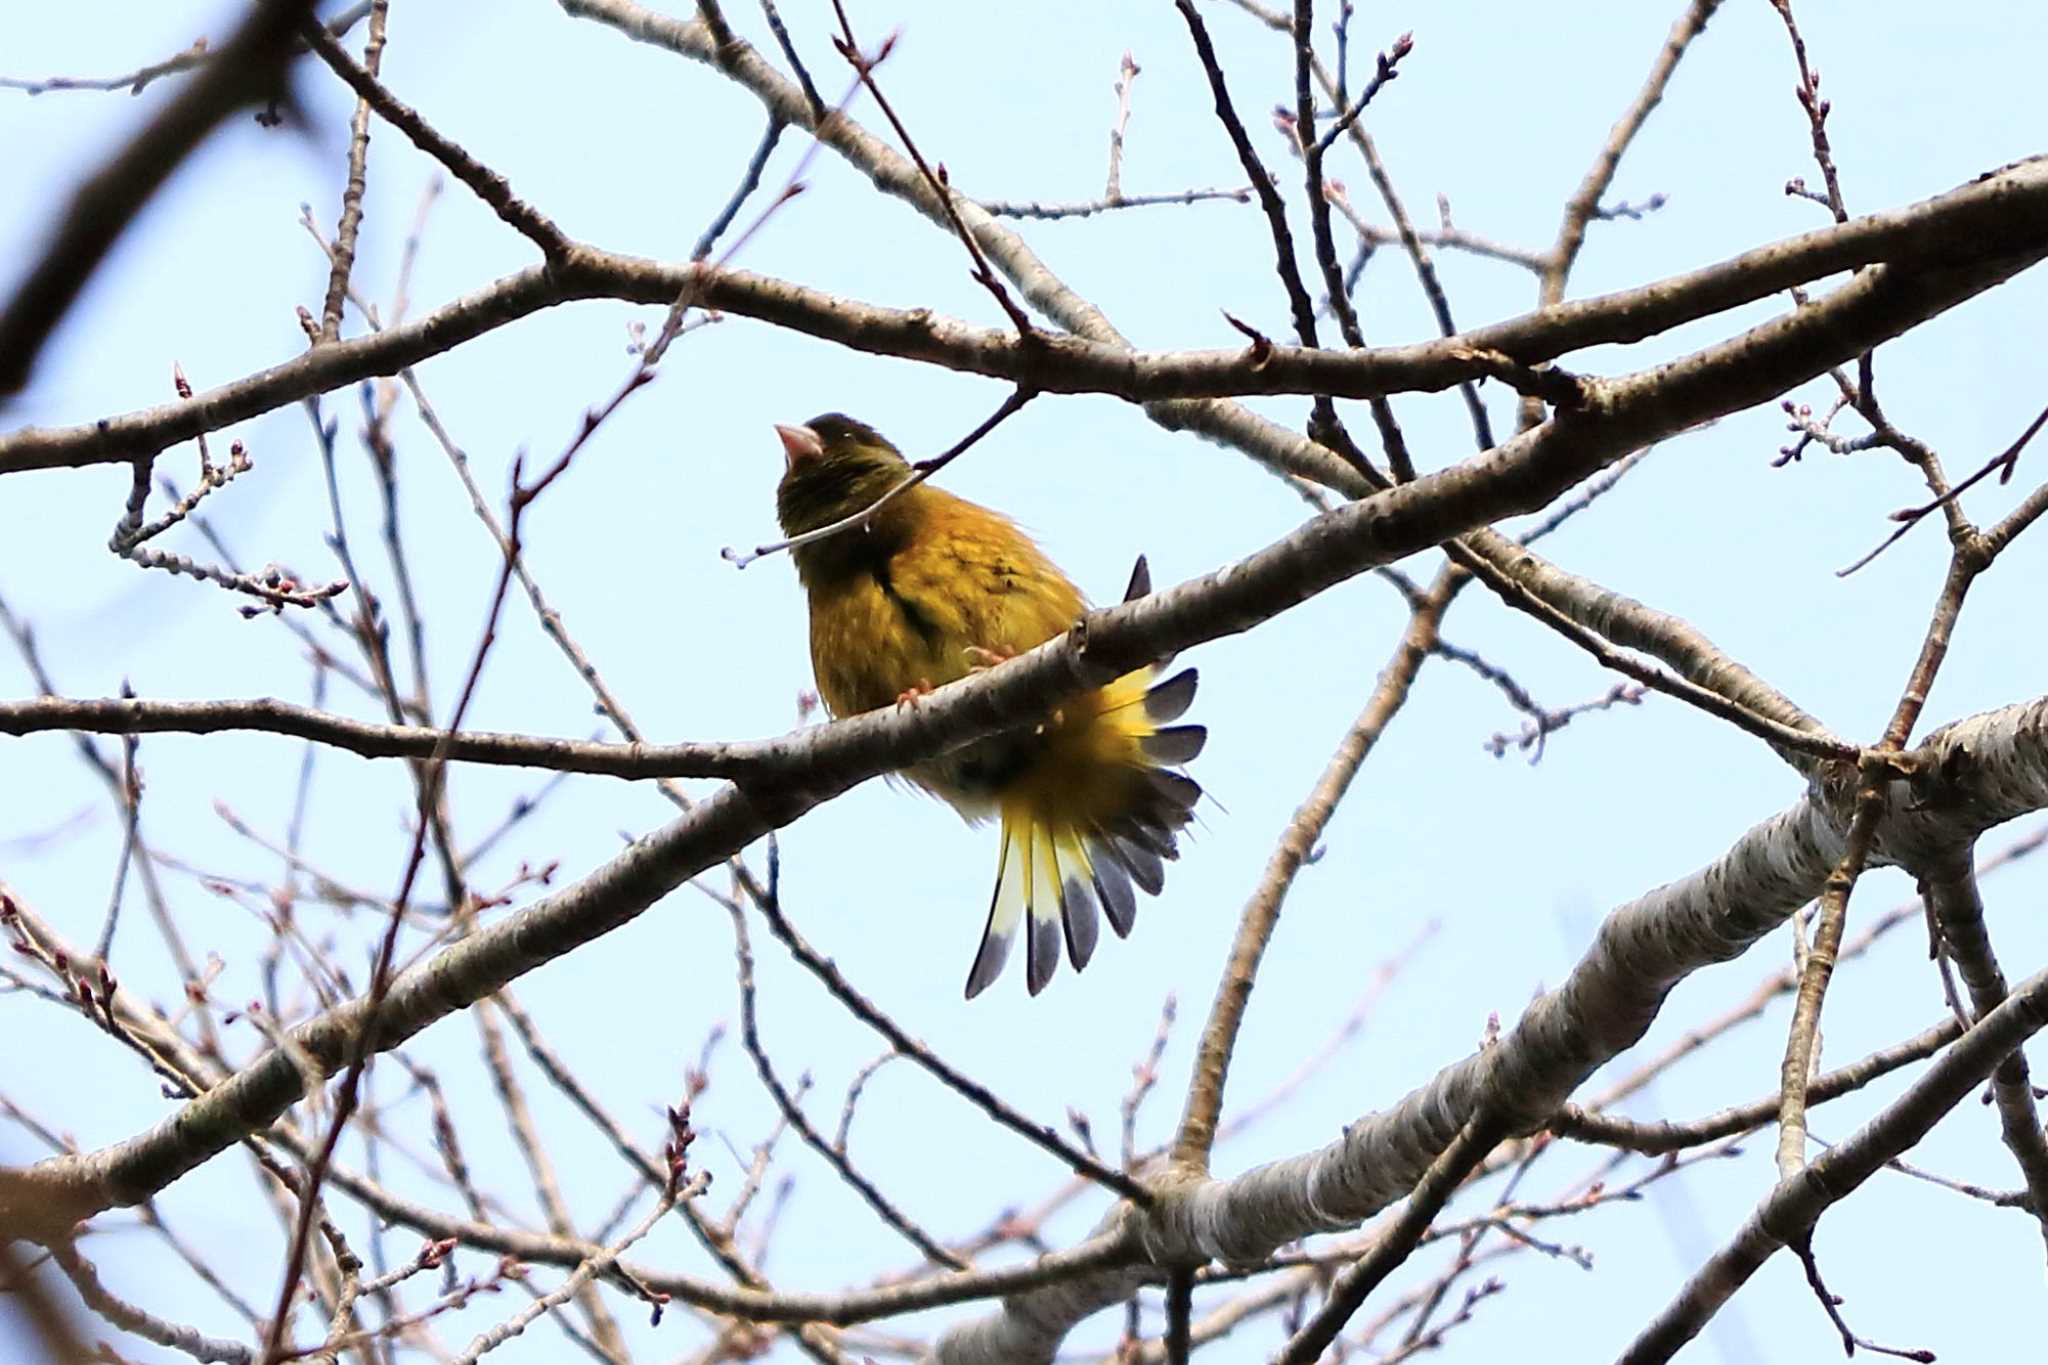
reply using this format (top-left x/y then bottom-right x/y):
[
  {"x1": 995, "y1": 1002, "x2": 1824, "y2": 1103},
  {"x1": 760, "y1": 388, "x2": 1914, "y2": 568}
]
[{"x1": 894, "y1": 678, "x2": 935, "y2": 708}]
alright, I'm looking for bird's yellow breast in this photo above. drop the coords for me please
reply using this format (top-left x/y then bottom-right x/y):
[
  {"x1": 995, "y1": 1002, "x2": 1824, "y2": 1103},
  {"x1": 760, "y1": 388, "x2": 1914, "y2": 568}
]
[
  {"x1": 805, "y1": 491, "x2": 1083, "y2": 715},
  {"x1": 806, "y1": 569, "x2": 945, "y2": 717},
  {"x1": 801, "y1": 488, "x2": 1153, "y2": 822}
]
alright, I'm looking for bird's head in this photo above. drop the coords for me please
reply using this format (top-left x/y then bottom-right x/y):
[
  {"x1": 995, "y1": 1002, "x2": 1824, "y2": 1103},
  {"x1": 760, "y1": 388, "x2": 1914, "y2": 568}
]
[{"x1": 773, "y1": 413, "x2": 912, "y2": 539}]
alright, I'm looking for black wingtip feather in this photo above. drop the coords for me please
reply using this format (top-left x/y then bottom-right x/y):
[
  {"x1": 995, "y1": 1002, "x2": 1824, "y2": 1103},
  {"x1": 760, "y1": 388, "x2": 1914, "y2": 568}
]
[
  {"x1": 1026, "y1": 910, "x2": 1061, "y2": 995},
  {"x1": 954, "y1": 553, "x2": 1205, "y2": 995},
  {"x1": 1061, "y1": 875, "x2": 1100, "y2": 970},
  {"x1": 1144, "y1": 768, "x2": 1203, "y2": 812},
  {"x1": 964, "y1": 918, "x2": 1012, "y2": 999},
  {"x1": 1111, "y1": 814, "x2": 1178, "y2": 859},
  {"x1": 1089, "y1": 840, "x2": 1139, "y2": 937},
  {"x1": 1141, "y1": 724, "x2": 1207, "y2": 766},
  {"x1": 1144, "y1": 668, "x2": 1199, "y2": 723},
  {"x1": 1110, "y1": 836, "x2": 1166, "y2": 896},
  {"x1": 1123, "y1": 555, "x2": 1152, "y2": 603}
]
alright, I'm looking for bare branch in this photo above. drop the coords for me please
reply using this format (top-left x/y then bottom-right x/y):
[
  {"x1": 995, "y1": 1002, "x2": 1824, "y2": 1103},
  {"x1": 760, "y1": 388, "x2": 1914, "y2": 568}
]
[
  {"x1": 0, "y1": 0, "x2": 317, "y2": 396},
  {"x1": 1621, "y1": 961, "x2": 2048, "y2": 1363},
  {"x1": 297, "y1": 18, "x2": 571, "y2": 258},
  {"x1": 7, "y1": 157, "x2": 2048, "y2": 476}
]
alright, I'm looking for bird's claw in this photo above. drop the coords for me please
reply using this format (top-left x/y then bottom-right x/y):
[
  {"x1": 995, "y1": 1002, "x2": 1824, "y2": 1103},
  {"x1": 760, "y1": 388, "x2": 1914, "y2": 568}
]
[
  {"x1": 895, "y1": 680, "x2": 935, "y2": 709},
  {"x1": 963, "y1": 646, "x2": 1014, "y2": 673}
]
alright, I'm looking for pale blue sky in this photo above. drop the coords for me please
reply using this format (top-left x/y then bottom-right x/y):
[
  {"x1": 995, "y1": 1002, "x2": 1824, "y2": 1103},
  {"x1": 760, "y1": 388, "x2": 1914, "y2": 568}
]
[{"x1": 3, "y1": 3, "x2": 2046, "y2": 1361}]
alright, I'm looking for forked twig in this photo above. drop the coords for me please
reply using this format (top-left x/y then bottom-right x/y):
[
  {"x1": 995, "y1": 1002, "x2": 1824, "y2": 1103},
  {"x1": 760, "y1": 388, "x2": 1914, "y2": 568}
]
[{"x1": 827, "y1": 0, "x2": 1037, "y2": 337}]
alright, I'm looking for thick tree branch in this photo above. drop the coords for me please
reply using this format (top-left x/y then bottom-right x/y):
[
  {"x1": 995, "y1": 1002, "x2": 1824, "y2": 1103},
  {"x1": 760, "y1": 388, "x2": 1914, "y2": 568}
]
[
  {"x1": 14, "y1": 228, "x2": 2039, "y2": 1229},
  {"x1": 0, "y1": 886, "x2": 1024, "y2": 1339},
  {"x1": 933, "y1": 696, "x2": 2048, "y2": 1362},
  {"x1": 3, "y1": 157, "x2": 2046, "y2": 476},
  {"x1": 4, "y1": 230, "x2": 2018, "y2": 789},
  {"x1": 1271, "y1": 1109, "x2": 1510, "y2": 1365},
  {"x1": 8, "y1": 9, "x2": 2045, "y2": 1359},
  {"x1": 1919, "y1": 858, "x2": 2048, "y2": 1248},
  {"x1": 1619, "y1": 959, "x2": 2048, "y2": 1364}
]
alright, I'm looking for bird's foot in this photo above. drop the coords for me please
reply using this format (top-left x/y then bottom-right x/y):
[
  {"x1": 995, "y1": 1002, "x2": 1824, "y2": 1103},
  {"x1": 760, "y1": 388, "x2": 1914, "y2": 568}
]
[
  {"x1": 963, "y1": 646, "x2": 1014, "y2": 673},
  {"x1": 895, "y1": 679, "x2": 935, "y2": 709}
]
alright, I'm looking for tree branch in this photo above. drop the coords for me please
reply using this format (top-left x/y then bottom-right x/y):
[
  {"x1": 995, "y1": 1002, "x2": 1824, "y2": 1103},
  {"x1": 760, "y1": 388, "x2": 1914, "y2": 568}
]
[
  {"x1": 1619, "y1": 959, "x2": 2048, "y2": 1364},
  {"x1": 5, "y1": 156, "x2": 2046, "y2": 476},
  {"x1": 0, "y1": 0, "x2": 317, "y2": 396},
  {"x1": 934, "y1": 697, "x2": 2048, "y2": 1361}
]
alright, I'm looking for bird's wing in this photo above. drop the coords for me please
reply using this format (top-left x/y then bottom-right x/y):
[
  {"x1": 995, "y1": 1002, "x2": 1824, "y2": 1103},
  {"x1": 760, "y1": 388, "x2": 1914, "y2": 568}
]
[{"x1": 887, "y1": 494, "x2": 1086, "y2": 668}]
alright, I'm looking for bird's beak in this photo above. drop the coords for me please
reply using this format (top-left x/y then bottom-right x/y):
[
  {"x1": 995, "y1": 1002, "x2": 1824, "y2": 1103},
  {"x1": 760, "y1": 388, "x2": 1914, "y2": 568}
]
[{"x1": 774, "y1": 423, "x2": 824, "y2": 468}]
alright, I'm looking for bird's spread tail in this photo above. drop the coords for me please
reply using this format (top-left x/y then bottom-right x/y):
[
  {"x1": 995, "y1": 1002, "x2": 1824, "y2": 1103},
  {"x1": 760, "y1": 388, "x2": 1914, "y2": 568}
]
[{"x1": 964, "y1": 558, "x2": 1206, "y2": 998}]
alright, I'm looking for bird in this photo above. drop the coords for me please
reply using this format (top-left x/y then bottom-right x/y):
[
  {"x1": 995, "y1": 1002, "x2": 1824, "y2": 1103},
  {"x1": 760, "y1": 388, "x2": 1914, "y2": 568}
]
[{"x1": 772, "y1": 413, "x2": 1205, "y2": 998}]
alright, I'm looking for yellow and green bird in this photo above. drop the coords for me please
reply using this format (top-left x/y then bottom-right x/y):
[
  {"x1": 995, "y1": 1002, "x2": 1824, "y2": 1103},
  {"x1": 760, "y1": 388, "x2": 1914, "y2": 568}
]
[{"x1": 773, "y1": 414, "x2": 1205, "y2": 997}]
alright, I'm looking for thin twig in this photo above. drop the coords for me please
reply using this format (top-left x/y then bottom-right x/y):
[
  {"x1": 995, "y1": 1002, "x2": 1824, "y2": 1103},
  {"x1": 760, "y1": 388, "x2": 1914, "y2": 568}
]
[
  {"x1": 980, "y1": 186, "x2": 1252, "y2": 220},
  {"x1": 1554, "y1": 1018, "x2": 1961, "y2": 1153},
  {"x1": 93, "y1": 691, "x2": 142, "y2": 963},
  {"x1": 1778, "y1": 548, "x2": 1980, "y2": 1178},
  {"x1": 826, "y1": 0, "x2": 1036, "y2": 336},
  {"x1": 297, "y1": 18, "x2": 571, "y2": 257},
  {"x1": 758, "y1": 0, "x2": 825, "y2": 122},
  {"x1": 752, "y1": 868, "x2": 1150, "y2": 1205},
  {"x1": 1837, "y1": 399, "x2": 2048, "y2": 576},
  {"x1": 722, "y1": 387, "x2": 1036, "y2": 568},
  {"x1": 259, "y1": 363, "x2": 641, "y2": 1362},
  {"x1": 1272, "y1": 1110, "x2": 1509, "y2": 1364},
  {"x1": 727, "y1": 900, "x2": 967, "y2": 1269},
  {"x1": 694, "y1": 115, "x2": 787, "y2": 260},
  {"x1": 316, "y1": 0, "x2": 388, "y2": 343},
  {"x1": 1173, "y1": 0, "x2": 1321, "y2": 348},
  {"x1": 1174, "y1": 587, "x2": 1447, "y2": 1168},
  {"x1": 1106, "y1": 51, "x2": 1138, "y2": 203}
]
